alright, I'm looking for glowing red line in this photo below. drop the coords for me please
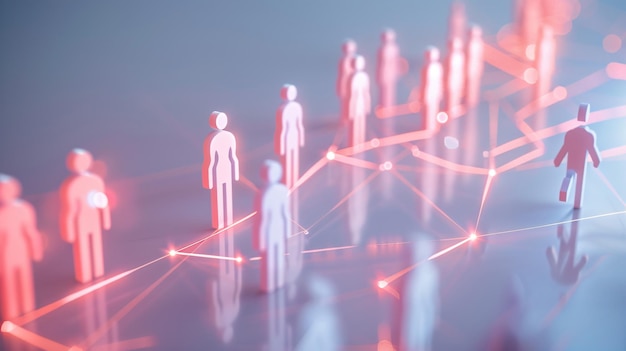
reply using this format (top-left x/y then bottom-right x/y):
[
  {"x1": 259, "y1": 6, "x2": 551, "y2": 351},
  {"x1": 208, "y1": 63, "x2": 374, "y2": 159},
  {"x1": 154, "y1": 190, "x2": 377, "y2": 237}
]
[
  {"x1": 176, "y1": 211, "x2": 257, "y2": 252},
  {"x1": 474, "y1": 174, "x2": 495, "y2": 232},
  {"x1": 601, "y1": 145, "x2": 626, "y2": 159},
  {"x1": 290, "y1": 157, "x2": 328, "y2": 193},
  {"x1": 606, "y1": 62, "x2": 626, "y2": 80},
  {"x1": 489, "y1": 101, "x2": 499, "y2": 169},
  {"x1": 483, "y1": 43, "x2": 530, "y2": 79},
  {"x1": 428, "y1": 237, "x2": 471, "y2": 260},
  {"x1": 0, "y1": 321, "x2": 77, "y2": 351},
  {"x1": 173, "y1": 251, "x2": 240, "y2": 262},
  {"x1": 593, "y1": 168, "x2": 626, "y2": 207},
  {"x1": 412, "y1": 149, "x2": 490, "y2": 175},
  {"x1": 496, "y1": 148, "x2": 544, "y2": 174},
  {"x1": 393, "y1": 171, "x2": 468, "y2": 235},
  {"x1": 333, "y1": 154, "x2": 380, "y2": 170},
  {"x1": 337, "y1": 129, "x2": 435, "y2": 156},
  {"x1": 515, "y1": 88, "x2": 567, "y2": 121},
  {"x1": 305, "y1": 171, "x2": 380, "y2": 231},
  {"x1": 485, "y1": 78, "x2": 528, "y2": 100},
  {"x1": 239, "y1": 175, "x2": 259, "y2": 192},
  {"x1": 481, "y1": 210, "x2": 626, "y2": 238},
  {"x1": 565, "y1": 69, "x2": 608, "y2": 97},
  {"x1": 302, "y1": 245, "x2": 356, "y2": 254},
  {"x1": 375, "y1": 101, "x2": 420, "y2": 119},
  {"x1": 91, "y1": 336, "x2": 156, "y2": 351}
]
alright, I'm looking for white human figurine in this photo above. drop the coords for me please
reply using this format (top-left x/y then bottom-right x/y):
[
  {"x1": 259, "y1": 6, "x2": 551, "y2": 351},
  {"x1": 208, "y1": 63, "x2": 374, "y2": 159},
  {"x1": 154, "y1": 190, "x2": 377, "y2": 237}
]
[
  {"x1": 254, "y1": 160, "x2": 290, "y2": 293},
  {"x1": 275, "y1": 84, "x2": 305, "y2": 190},
  {"x1": 377, "y1": 29, "x2": 402, "y2": 108},
  {"x1": 347, "y1": 55, "x2": 371, "y2": 148},
  {"x1": 534, "y1": 25, "x2": 556, "y2": 99},
  {"x1": 554, "y1": 104, "x2": 601, "y2": 209},
  {"x1": 295, "y1": 275, "x2": 341, "y2": 351},
  {"x1": 394, "y1": 235, "x2": 440, "y2": 351},
  {"x1": 465, "y1": 25, "x2": 484, "y2": 108},
  {"x1": 445, "y1": 37, "x2": 466, "y2": 115},
  {"x1": 60, "y1": 149, "x2": 111, "y2": 283},
  {"x1": 211, "y1": 228, "x2": 242, "y2": 344},
  {"x1": 337, "y1": 39, "x2": 358, "y2": 123},
  {"x1": 203, "y1": 111, "x2": 240, "y2": 229},
  {"x1": 0, "y1": 174, "x2": 44, "y2": 320},
  {"x1": 546, "y1": 216, "x2": 587, "y2": 285},
  {"x1": 420, "y1": 47, "x2": 444, "y2": 131}
]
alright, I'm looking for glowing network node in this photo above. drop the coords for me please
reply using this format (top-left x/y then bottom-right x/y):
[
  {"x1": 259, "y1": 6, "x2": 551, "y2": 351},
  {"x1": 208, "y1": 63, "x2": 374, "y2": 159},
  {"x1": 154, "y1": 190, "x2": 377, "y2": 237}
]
[
  {"x1": 1, "y1": 321, "x2": 14, "y2": 333},
  {"x1": 444, "y1": 136, "x2": 459, "y2": 150},
  {"x1": 525, "y1": 44, "x2": 536, "y2": 60},
  {"x1": 436, "y1": 111, "x2": 449, "y2": 124},
  {"x1": 482, "y1": 150, "x2": 489, "y2": 158},
  {"x1": 326, "y1": 151, "x2": 336, "y2": 160},
  {"x1": 370, "y1": 138, "x2": 381, "y2": 147},
  {"x1": 603, "y1": 34, "x2": 622, "y2": 53},
  {"x1": 488, "y1": 169, "x2": 496, "y2": 177},
  {"x1": 87, "y1": 191, "x2": 108, "y2": 209},
  {"x1": 380, "y1": 161, "x2": 393, "y2": 171},
  {"x1": 553, "y1": 86, "x2": 568, "y2": 100},
  {"x1": 169, "y1": 250, "x2": 177, "y2": 257},
  {"x1": 469, "y1": 232, "x2": 478, "y2": 241},
  {"x1": 523, "y1": 68, "x2": 538, "y2": 84},
  {"x1": 411, "y1": 146, "x2": 420, "y2": 156},
  {"x1": 377, "y1": 280, "x2": 388, "y2": 289},
  {"x1": 236, "y1": 256, "x2": 243, "y2": 263}
]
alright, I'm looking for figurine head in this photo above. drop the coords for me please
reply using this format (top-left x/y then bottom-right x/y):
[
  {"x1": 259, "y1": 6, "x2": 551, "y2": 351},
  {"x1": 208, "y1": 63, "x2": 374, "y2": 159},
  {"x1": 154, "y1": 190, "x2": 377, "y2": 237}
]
[
  {"x1": 352, "y1": 55, "x2": 366, "y2": 71},
  {"x1": 577, "y1": 103, "x2": 590, "y2": 122},
  {"x1": 209, "y1": 111, "x2": 228, "y2": 130},
  {"x1": 261, "y1": 159, "x2": 283, "y2": 185},
  {"x1": 67, "y1": 148, "x2": 93, "y2": 173},
  {"x1": 469, "y1": 25, "x2": 482, "y2": 39},
  {"x1": 280, "y1": 84, "x2": 297, "y2": 102},
  {"x1": 425, "y1": 46, "x2": 440, "y2": 62},
  {"x1": 0, "y1": 174, "x2": 21, "y2": 203},
  {"x1": 382, "y1": 29, "x2": 396, "y2": 43},
  {"x1": 450, "y1": 37, "x2": 463, "y2": 51},
  {"x1": 342, "y1": 39, "x2": 357, "y2": 54},
  {"x1": 540, "y1": 25, "x2": 554, "y2": 41}
]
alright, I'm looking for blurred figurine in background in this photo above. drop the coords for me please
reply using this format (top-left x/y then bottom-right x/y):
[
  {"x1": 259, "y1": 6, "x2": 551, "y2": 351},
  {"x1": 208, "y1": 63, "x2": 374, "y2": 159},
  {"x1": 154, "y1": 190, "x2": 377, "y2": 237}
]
[
  {"x1": 203, "y1": 111, "x2": 240, "y2": 229},
  {"x1": 445, "y1": 37, "x2": 466, "y2": 115},
  {"x1": 465, "y1": 25, "x2": 484, "y2": 107},
  {"x1": 254, "y1": 160, "x2": 290, "y2": 293},
  {"x1": 534, "y1": 25, "x2": 556, "y2": 100},
  {"x1": 515, "y1": 0, "x2": 542, "y2": 49},
  {"x1": 377, "y1": 29, "x2": 402, "y2": 108},
  {"x1": 393, "y1": 235, "x2": 440, "y2": 351},
  {"x1": 554, "y1": 103, "x2": 601, "y2": 209},
  {"x1": 337, "y1": 39, "x2": 358, "y2": 123},
  {"x1": 275, "y1": 84, "x2": 305, "y2": 190},
  {"x1": 0, "y1": 174, "x2": 44, "y2": 319},
  {"x1": 448, "y1": 1, "x2": 467, "y2": 44},
  {"x1": 347, "y1": 55, "x2": 371, "y2": 148},
  {"x1": 420, "y1": 47, "x2": 444, "y2": 131},
  {"x1": 60, "y1": 149, "x2": 111, "y2": 283},
  {"x1": 295, "y1": 275, "x2": 341, "y2": 351}
]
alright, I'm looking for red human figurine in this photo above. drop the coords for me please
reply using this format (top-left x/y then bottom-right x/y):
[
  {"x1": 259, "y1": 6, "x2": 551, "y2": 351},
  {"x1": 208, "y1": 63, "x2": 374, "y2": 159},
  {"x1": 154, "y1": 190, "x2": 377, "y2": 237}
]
[
  {"x1": 377, "y1": 29, "x2": 402, "y2": 108},
  {"x1": 420, "y1": 47, "x2": 443, "y2": 131},
  {"x1": 347, "y1": 55, "x2": 371, "y2": 148},
  {"x1": 445, "y1": 37, "x2": 466, "y2": 114},
  {"x1": 254, "y1": 160, "x2": 290, "y2": 293},
  {"x1": 203, "y1": 111, "x2": 240, "y2": 229},
  {"x1": 554, "y1": 104, "x2": 601, "y2": 209},
  {"x1": 0, "y1": 174, "x2": 44, "y2": 320},
  {"x1": 275, "y1": 84, "x2": 305, "y2": 190},
  {"x1": 546, "y1": 215, "x2": 587, "y2": 285},
  {"x1": 337, "y1": 39, "x2": 358, "y2": 123},
  {"x1": 534, "y1": 25, "x2": 556, "y2": 99},
  {"x1": 465, "y1": 25, "x2": 484, "y2": 108},
  {"x1": 60, "y1": 149, "x2": 111, "y2": 283}
]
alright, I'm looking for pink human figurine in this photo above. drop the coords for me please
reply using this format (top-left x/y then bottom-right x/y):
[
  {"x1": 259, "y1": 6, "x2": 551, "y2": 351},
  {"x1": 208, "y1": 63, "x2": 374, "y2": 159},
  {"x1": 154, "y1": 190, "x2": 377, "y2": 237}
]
[
  {"x1": 337, "y1": 39, "x2": 358, "y2": 123},
  {"x1": 445, "y1": 37, "x2": 466, "y2": 114},
  {"x1": 554, "y1": 104, "x2": 601, "y2": 209},
  {"x1": 347, "y1": 55, "x2": 371, "y2": 148},
  {"x1": 203, "y1": 111, "x2": 240, "y2": 229},
  {"x1": 546, "y1": 216, "x2": 587, "y2": 285},
  {"x1": 465, "y1": 25, "x2": 484, "y2": 108},
  {"x1": 275, "y1": 84, "x2": 305, "y2": 190},
  {"x1": 448, "y1": 1, "x2": 467, "y2": 43},
  {"x1": 420, "y1": 47, "x2": 443, "y2": 131},
  {"x1": 534, "y1": 25, "x2": 556, "y2": 99},
  {"x1": 211, "y1": 229, "x2": 242, "y2": 343},
  {"x1": 60, "y1": 149, "x2": 111, "y2": 283},
  {"x1": 377, "y1": 29, "x2": 402, "y2": 108},
  {"x1": 254, "y1": 160, "x2": 290, "y2": 293},
  {"x1": 516, "y1": 0, "x2": 542, "y2": 49},
  {"x1": 0, "y1": 175, "x2": 44, "y2": 320}
]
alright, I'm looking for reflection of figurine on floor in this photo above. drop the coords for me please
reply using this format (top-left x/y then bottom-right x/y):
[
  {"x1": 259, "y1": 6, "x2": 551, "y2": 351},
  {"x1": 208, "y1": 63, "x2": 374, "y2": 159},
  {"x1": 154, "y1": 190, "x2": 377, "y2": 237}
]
[
  {"x1": 254, "y1": 160, "x2": 290, "y2": 293},
  {"x1": 546, "y1": 213, "x2": 587, "y2": 285},
  {"x1": 393, "y1": 235, "x2": 440, "y2": 351},
  {"x1": 347, "y1": 166, "x2": 370, "y2": 245},
  {"x1": 0, "y1": 174, "x2": 44, "y2": 320},
  {"x1": 486, "y1": 275, "x2": 526, "y2": 351},
  {"x1": 60, "y1": 149, "x2": 111, "y2": 283},
  {"x1": 266, "y1": 288, "x2": 291, "y2": 351},
  {"x1": 554, "y1": 104, "x2": 601, "y2": 209},
  {"x1": 211, "y1": 229, "x2": 242, "y2": 344},
  {"x1": 295, "y1": 275, "x2": 341, "y2": 351}
]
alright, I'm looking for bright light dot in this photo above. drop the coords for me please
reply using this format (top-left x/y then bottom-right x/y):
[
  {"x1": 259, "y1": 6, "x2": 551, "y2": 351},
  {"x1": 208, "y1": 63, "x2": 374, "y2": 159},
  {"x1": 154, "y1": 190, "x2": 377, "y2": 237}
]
[
  {"x1": 553, "y1": 86, "x2": 568, "y2": 100},
  {"x1": 380, "y1": 161, "x2": 393, "y2": 171},
  {"x1": 377, "y1": 280, "x2": 388, "y2": 289},
  {"x1": 88, "y1": 191, "x2": 108, "y2": 209},
  {"x1": 482, "y1": 151, "x2": 489, "y2": 158},
  {"x1": 326, "y1": 151, "x2": 336, "y2": 160},
  {"x1": 169, "y1": 250, "x2": 177, "y2": 257},
  {"x1": 603, "y1": 34, "x2": 622, "y2": 53},
  {"x1": 469, "y1": 232, "x2": 478, "y2": 241},
  {"x1": 412, "y1": 146, "x2": 420, "y2": 157},
  {"x1": 525, "y1": 44, "x2": 536, "y2": 60},
  {"x1": 436, "y1": 111, "x2": 449, "y2": 124},
  {"x1": 304, "y1": 230, "x2": 309, "y2": 235},
  {"x1": 370, "y1": 138, "x2": 380, "y2": 147},
  {"x1": 236, "y1": 256, "x2": 243, "y2": 263},
  {"x1": 1, "y1": 321, "x2": 15, "y2": 333},
  {"x1": 523, "y1": 68, "x2": 538, "y2": 84},
  {"x1": 488, "y1": 169, "x2": 496, "y2": 177},
  {"x1": 444, "y1": 136, "x2": 459, "y2": 150}
]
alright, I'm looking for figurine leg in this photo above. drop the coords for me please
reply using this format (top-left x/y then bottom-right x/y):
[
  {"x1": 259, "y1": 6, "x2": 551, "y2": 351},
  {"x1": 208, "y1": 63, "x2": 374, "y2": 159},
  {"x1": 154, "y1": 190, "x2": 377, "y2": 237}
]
[{"x1": 559, "y1": 169, "x2": 576, "y2": 202}]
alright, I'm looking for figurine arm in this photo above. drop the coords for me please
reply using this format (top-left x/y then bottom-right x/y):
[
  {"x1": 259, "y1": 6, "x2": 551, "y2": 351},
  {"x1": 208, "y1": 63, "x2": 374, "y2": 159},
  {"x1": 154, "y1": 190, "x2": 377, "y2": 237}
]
[
  {"x1": 276, "y1": 108, "x2": 285, "y2": 155},
  {"x1": 553, "y1": 138, "x2": 568, "y2": 167},
  {"x1": 23, "y1": 203, "x2": 43, "y2": 262},
  {"x1": 101, "y1": 186, "x2": 111, "y2": 231},
  {"x1": 60, "y1": 182, "x2": 77, "y2": 243},
  {"x1": 365, "y1": 77, "x2": 372, "y2": 115},
  {"x1": 297, "y1": 107, "x2": 305, "y2": 147},
  {"x1": 203, "y1": 137, "x2": 215, "y2": 189},
  {"x1": 588, "y1": 134, "x2": 601, "y2": 168},
  {"x1": 230, "y1": 136, "x2": 240, "y2": 181},
  {"x1": 283, "y1": 196, "x2": 291, "y2": 240}
]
